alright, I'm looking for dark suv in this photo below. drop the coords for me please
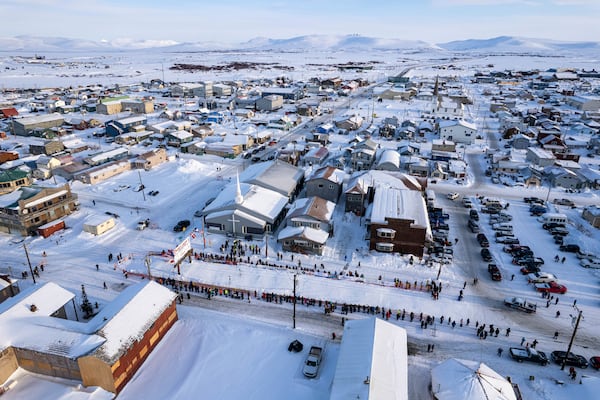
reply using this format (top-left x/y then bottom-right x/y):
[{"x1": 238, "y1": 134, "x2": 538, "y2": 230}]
[
  {"x1": 481, "y1": 248, "x2": 493, "y2": 262},
  {"x1": 173, "y1": 220, "x2": 191, "y2": 232},
  {"x1": 559, "y1": 244, "x2": 580, "y2": 253},
  {"x1": 551, "y1": 351, "x2": 589, "y2": 368}
]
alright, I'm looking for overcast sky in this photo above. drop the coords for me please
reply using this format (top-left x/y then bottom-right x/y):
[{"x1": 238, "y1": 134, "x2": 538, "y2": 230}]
[{"x1": 2, "y1": 0, "x2": 599, "y2": 44}]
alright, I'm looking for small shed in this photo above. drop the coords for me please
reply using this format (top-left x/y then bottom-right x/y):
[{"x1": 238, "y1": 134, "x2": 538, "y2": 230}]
[
  {"x1": 83, "y1": 215, "x2": 115, "y2": 236},
  {"x1": 37, "y1": 219, "x2": 66, "y2": 238}
]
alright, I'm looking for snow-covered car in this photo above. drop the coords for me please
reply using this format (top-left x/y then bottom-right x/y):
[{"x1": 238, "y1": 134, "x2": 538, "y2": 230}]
[
  {"x1": 447, "y1": 192, "x2": 459, "y2": 200},
  {"x1": 462, "y1": 198, "x2": 473, "y2": 208},
  {"x1": 535, "y1": 281, "x2": 567, "y2": 294},
  {"x1": 576, "y1": 250, "x2": 595, "y2": 260},
  {"x1": 553, "y1": 198, "x2": 575, "y2": 207},
  {"x1": 527, "y1": 272, "x2": 557, "y2": 284},
  {"x1": 580, "y1": 258, "x2": 600, "y2": 269}
]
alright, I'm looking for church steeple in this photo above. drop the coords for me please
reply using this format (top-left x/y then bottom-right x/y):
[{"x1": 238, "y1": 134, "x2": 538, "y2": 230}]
[{"x1": 235, "y1": 171, "x2": 243, "y2": 204}]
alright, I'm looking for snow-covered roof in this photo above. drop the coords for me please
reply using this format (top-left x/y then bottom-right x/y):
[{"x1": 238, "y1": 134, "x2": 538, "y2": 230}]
[
  {"x1": 23, "y1": 189, "x2": 67, "y2": 208},
  {"x1": 87, "y1": 147, "x2": 129, "y2": 164},
  {"x1": 377, "y1": 149, "x2": 400, "y2": 167},
  {"x1": 168, "y1": 130, "x2": 194, "y2": 140},
  {"x1": 277, "y1": 226, "x2": 329, "y2": 244},
  {"x1": 287, "y1": 196, "x2": 335, "y2": 222},
  {"x1": 90, "y1": 280, "x2": 177, "y2": 364},
  {"x1": 240, "y1": 160, "x2": 303, "y2": 198},
  {"x1": 84, "y1": 214, "x2": 114, "y2": 226},
  {"x1": 308, "y1": 165, "x2": 344, "y2": 184},
  {"x1": 330, "y1": 318, "x2": 408, "y2": 400},
  {"x1": 15, "y1": 113, "x2": 63, "y2": 125},
  {"x1": 0, "y1": 282, "x2": 105, "y2": 358},
  {"x1": 204, "y1": 182, "x2": 288, "y2": 223},
  {"x1": 116, "y1": 115, "x2": 146, "y2": 125},
  {"x1": 370, "y1": 185, "x2": 429, "y2": 229},
  {"x1": 431, "y1": 358, "x2": 517, "y2": 400}
]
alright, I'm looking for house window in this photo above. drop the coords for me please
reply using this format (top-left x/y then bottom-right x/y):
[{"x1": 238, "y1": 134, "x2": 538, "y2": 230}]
[
  {"x1": 376, "y1": 228, "x2": 396, "y2": 239},
  {"x1": 375, "y1": 242, "x2": 394, "y2": 252}
]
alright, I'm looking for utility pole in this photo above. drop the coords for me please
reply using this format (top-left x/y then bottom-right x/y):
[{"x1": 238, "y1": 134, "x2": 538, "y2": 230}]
[
  {"x1": 561, "y1": 309, "x2": 583, "y2": 370},
  {"x1": 144, "y1": 255, "x2": 152, "y2": 280},
  {"x1": 265, "y1": 234, "x2": 268, "y2": 258},
  {"x1": 293, "y1": 274, "x2": 297, "y2": 329},
  {"x1": 138, "y1": 170, "x2": 146, "y2": 202},
  {"x1": 23, "y1": 243, "x2": 36, "y2": 284}
]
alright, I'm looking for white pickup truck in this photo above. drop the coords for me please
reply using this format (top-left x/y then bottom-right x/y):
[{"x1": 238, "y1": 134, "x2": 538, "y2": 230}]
[{"x1": 303, "y1": 346, "x2": 323, "y2": 378}]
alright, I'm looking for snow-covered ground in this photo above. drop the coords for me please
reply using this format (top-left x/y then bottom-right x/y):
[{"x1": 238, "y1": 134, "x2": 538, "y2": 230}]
[{"x1": 1, "y1": 48, "x2": 600, "y2": 399}]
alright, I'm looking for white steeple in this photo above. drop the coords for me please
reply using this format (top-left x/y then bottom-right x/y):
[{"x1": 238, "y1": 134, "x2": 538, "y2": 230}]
[{"x1": 235, "y1": 170, "x2": 243, "y2": 204}]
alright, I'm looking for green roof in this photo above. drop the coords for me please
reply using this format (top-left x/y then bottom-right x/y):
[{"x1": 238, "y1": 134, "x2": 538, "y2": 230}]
[
  {"x1": 100, "y1": 96, "x2": 129, "y2": 104},
  {"x1": 0, "y1": 169, "x2": 29, "y2": 183}
]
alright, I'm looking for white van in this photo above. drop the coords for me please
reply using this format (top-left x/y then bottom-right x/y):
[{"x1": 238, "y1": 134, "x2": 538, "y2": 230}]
[{"x1": 538, "y1": 213, "x2": 568, "y2": 225}]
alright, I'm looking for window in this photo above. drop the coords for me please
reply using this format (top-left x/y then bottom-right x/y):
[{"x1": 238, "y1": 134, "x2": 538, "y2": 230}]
[
  {"x1": 376, "y1": 228, "x2": 396, "y2": 239},
  {"x1": 375, "y1": 242, "x2": 394, "y2": 252},
  {"x1": 329, "y1": 184, "x2": 334, "y2": 189}
]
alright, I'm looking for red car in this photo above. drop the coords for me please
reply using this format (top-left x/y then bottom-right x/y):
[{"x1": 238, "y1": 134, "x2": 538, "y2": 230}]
[
  {"x1": 535, "y1": 281, "x2": 567, "y2": 294},
  {"x1": 590, "y1": 356, "x2": 600, "y2": 370}
]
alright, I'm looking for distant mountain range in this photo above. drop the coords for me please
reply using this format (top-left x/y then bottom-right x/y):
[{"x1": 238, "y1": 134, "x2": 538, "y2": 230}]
[{"x1": 0, "y1": 34, "x2": 598, "y2": 54}]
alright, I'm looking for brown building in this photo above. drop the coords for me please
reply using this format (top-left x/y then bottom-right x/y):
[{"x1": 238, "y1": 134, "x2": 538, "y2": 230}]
[
  {"x1": 0, "y1": 275, "x2": 19, "y2": 305},
  {"x1": 0, "y1": 151, "x2": 19, "y2": 164},
  {"x1": 12, "y1": 113, "x2": 64, "y2": 136},
  {"x1": 0, "y1": 281, "x2": 178, "y2": 394},
  {"x1": 29, "y1": 139, "x2": 65, "y2": 156},
  {"x1": 367, "y1": 185, "x2": 430, "y2": 257},
  {"x1": 77, "y1": 281, "x2": 178, "y2": 393},
  {"x1": 0, "y1": 184, "x2": 79, "y2": 235},
  {"x1": 132, "y1": 148, "x2": 168, "y2": 170}
]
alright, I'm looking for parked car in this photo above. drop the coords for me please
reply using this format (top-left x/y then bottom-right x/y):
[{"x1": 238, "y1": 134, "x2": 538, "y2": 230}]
[
  {"x1": 468, "y1": 219, "x2": 480, "y2": 233},
  {"x1": 511, "y1": 248, "x2": 534, "y2": 258},
  {"x1": 447, "y1": 192, "x2": 459, "y2": 200},
  {"x1": 469, "y1": 209, "x2": 479, "y2": 221},
  {"x1": 481, "y1": 248, "x2": 493, "y2": 262},
  {"x1": 462, "y1": 198, "x2": 473, "y2": 208},
  {"x1": 496, "y1": 236, "x2": 519, "y2": 244},
  {"x1": 550, "y1": 351, "x2": 589, "y2": 368},
  {"x1": 509, "y1": 347, "x2": 549, "y2": 365},
  {"x1": 580, "y1": 258, "x2": 600, "y2": 269},
  {"x1": 173, "y1": 220, "x2": 191, "y2": 232},
  {"x1": 535, "y1": 281, "x2": 567, "y2": 294},
  {"x1": 513, "y1": 257, "x2": 544, "y2": 266},
  {"x1": 528, "y1": 272, "x2": 557, "y2": 283},
  {"x1": 520, "y1": 265, "x2": 542, "y2": 275},
  {"x1": 590, "y1": 356, "x2": 600, "y2": 370},
  {"x1": 476, "y1": 233, "x2": 489, "y2": 247},
  {"x1": 554, "y1": 235, "x2": 564, "y2": 245},
  {"x1": 504, "y1": 244, "x2": 530, "y2": 254},
  {"x1": 553, "y1": 198, "x2": 575, "y2": 207},
  {"x1": 530, "y1": 205, "x2": 547, "y2": 216},
  {"x1": 524, "y1": 197, "x2": 543, "y2": 204},
  {"x1": 549, "y1": 227, "x2": 569, "y2": 237},
  {"x1": 576, "y1": 250, "x2": 595, "y2": 260},
  {"x1": 488, "y1": 263, "x2": 502, "y2": 281},
  {"x1": 136, "y1": 219, "x2": 150, "y2": 231},
  {"x1": 543, "y1": 222, "x2": 566, "y2": 230},
  {"x1": 559, "y1": 244, "x2": 580, "y2": 253}
]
